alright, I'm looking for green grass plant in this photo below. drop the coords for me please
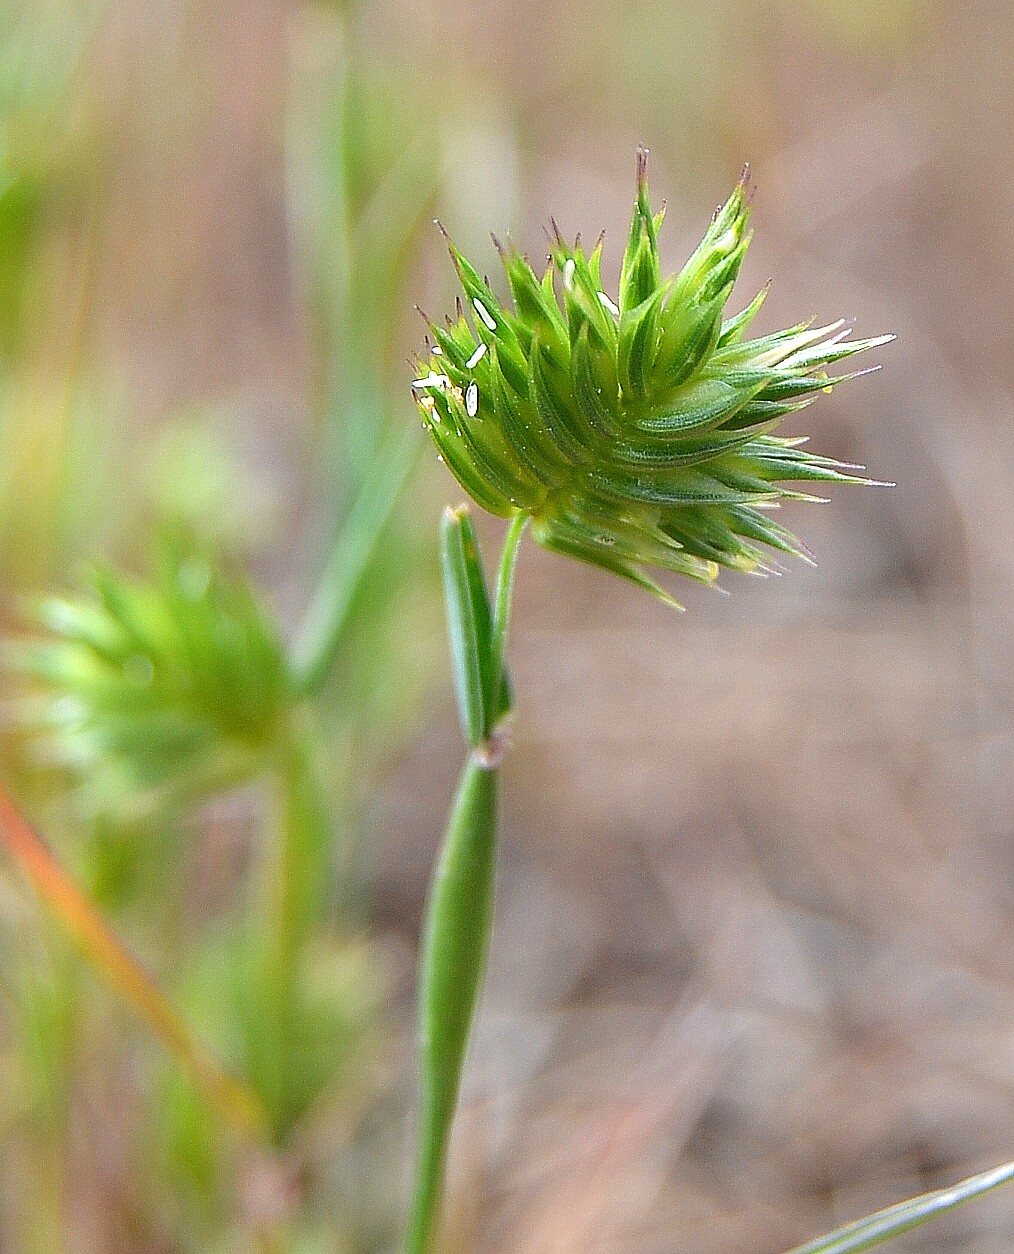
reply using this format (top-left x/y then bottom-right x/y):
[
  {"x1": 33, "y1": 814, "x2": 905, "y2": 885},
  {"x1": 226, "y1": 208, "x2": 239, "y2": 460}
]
[{"x1": 404, "y1": 150, "x2": 1012, "y2": 1254}]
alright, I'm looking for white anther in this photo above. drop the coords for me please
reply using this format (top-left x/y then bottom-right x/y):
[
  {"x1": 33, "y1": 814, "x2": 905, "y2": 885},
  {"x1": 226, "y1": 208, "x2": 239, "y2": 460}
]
[
  {"x1": 411, "y1": 371, "x2": 450, "y2": 390},
  {"x1": 431, "y1": 344, "x2": 442, "y2": 354},
  {"x1": 465, "y1": 343, "x2": 487, "y2": 369},
  {"x1": 465, "y1": 381, "x2": 479, "y2": 417},
  {"x1": 597, "y1": 291, "x2": 620, "y2": 317},
  {"x1": 562, "y1": 258, "x2": 576, "y2": 290},
  {"x1": 473, "y1": 298, "x2": 497, "y2": 330}
]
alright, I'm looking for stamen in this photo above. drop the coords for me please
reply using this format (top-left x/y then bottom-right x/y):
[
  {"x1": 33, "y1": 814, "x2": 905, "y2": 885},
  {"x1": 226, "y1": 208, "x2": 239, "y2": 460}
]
[
  {"x1": 473, "y1": 298, "x2": 497, "y2": 331},
  {"x1": 562, "y1": 258, "x2": 576, "y2": 291},
  {"x1": 465, "y1": 381, "x2": 479, "y2": 417},
  {"x1": 597, "y1": 291, "x2": 620, "y2": 317},
  {"x1": 465, "y1": 343, "x2": 487, "y2": 369},
  {"x1": 411, "y1": 372, "x2": 450, "y2": 390}
]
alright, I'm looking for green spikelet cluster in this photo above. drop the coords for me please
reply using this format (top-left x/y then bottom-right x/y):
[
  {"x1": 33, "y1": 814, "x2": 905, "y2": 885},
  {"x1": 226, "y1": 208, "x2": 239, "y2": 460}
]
[
  {"x1": 414, "y1": 151, "x2": 891, "y2": 604},
  {"x1": 8, "y1": 540, "x2": 291, "y2": 813}
]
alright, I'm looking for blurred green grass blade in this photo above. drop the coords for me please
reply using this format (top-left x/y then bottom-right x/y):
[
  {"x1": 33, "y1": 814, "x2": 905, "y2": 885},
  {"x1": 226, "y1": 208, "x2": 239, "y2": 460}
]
[
  {"x1": 255, "y1": 726, "x2": 332, "y2": 1137},
  {"x1": 439, "y1": 505, "x2": 495, "y2": 748},
  {"x1": 405, "y1": 755, "x2": 499, "y2": 1254},
  {"x1": 0, "y1": 786, "x2": 268, "y2": 1140},
  {"x1": 784, "y1": 1159, "x2": 1014, "y2": 1254},
  {"x1": 292, "y1": 425, "x2": 417, "y2": 695}
]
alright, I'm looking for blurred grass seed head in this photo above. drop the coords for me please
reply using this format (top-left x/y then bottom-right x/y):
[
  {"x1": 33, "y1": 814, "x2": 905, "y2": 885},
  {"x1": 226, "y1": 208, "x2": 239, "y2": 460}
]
[
  {"x1": 414, "y1": 150, "x2": 892, "y2": 605},
  {"x1": 9, "y1": 542, "x2": 290, "y2": 815}
]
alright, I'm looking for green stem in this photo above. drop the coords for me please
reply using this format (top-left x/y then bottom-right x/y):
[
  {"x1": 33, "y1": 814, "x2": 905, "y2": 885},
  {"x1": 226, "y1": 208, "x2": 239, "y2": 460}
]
[{"x1": 404, "y1": 514, "x2": 526, "y2": 1254}]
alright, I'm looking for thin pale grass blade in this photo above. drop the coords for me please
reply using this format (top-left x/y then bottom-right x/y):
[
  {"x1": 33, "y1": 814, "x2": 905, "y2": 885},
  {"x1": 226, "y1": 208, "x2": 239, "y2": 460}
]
[
  {"x1": 784, "y1": 1159, "x2": 1014, "y2": 1254},
  {"x1": 0, "y1": 786, "x2": 267, "y2": 1140},
  {"x1": 292, "y1": 425, "x2": 418, "y2": 694}
]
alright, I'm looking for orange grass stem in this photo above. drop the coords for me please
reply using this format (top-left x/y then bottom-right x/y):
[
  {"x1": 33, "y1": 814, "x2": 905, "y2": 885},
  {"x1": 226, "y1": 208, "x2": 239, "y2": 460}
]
[{"x1": 0, "y1": 785, "x2": 268, "y2": 1141}]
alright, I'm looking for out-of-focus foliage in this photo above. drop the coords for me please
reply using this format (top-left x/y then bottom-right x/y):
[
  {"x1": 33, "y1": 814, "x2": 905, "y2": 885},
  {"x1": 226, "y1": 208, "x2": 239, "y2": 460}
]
[
  {"x1": 0, "y1": 2, "x2": 445, "y2": 1249},
  {"x1": 0, "y1": 0, "x2": 116, "y2": 594},
  {"x1": 0, "y1": 374, "x2": 125, "y2": 592},
  {"x1": 795, "y1": 0, "x2": 928, "y2": 53},
  {"x1": 0, "y1": 0, "x2": 102, "y2": 359},
  {"x1": 144, "y1": 415, "x2": 280, "y2": 554},
  {"x1": 287, "y1": 13, "x2": 445, "y2": 794},
  {"x1": 288, "y1": 23, "x2": 441, "y2": 479},
  {"x1": 9, "y1": 539, "x2": 291, "y2": 815}
]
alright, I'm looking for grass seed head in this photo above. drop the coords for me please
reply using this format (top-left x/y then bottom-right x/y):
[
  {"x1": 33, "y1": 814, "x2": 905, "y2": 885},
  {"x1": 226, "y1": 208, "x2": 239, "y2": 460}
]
[{"x1": 414, "y1": 151, "x2": 892, "y2": 604}]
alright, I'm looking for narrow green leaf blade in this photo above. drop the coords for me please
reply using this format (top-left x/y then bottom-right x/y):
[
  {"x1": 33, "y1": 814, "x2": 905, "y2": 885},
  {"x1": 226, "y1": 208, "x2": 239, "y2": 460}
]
[
  {"x1": 439, "y1": 506, "x2": 494, "y2": 747},
  {"x1": 405, "y1": 756, "x2": 500, "y2": 1254}
]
